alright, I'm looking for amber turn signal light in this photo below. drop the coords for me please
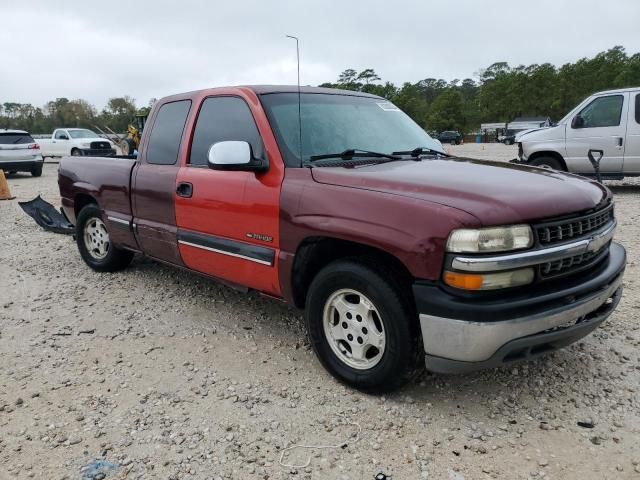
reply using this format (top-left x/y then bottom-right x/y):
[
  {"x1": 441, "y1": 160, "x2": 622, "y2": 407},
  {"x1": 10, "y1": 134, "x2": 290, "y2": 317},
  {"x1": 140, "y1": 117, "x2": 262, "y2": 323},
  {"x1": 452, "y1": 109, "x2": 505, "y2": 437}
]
[
  {"x1": 443, "y1": 268, "x2": 535, "y2": 291},
  {"x1": 443, "y1": 271, "x2": 484, "y2": 290}
]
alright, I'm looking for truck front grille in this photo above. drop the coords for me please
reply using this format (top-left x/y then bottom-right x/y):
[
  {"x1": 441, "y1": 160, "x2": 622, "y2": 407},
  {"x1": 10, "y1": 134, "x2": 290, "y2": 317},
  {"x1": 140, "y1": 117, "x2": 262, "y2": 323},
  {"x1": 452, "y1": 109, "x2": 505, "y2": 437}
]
[
  {"x1": 90, "y1": 141, "x2": 112, "y2": 150},
  {"x1": 539, "y1": 246, "x2": 608, "y2": 279},
  {"x1": 535, "y1": 204, "x2": 614, "y2": 246}
]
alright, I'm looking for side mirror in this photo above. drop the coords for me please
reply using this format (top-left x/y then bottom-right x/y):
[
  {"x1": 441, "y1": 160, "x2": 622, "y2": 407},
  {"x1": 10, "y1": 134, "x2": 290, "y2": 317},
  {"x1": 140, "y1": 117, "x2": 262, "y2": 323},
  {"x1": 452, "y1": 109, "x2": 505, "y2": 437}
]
[
  {"x1": 207, "y1": 141, "x2": 268, "y2": 173},
  {"x1": 571, "y1": 115, "x2": 585, "y2": 129}
]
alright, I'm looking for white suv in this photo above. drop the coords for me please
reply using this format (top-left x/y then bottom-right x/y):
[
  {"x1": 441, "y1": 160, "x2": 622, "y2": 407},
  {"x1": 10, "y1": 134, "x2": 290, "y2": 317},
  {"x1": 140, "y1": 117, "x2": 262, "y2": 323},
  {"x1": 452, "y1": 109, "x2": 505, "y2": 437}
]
[
  {"x1": 0, "y1": 129, "x2": 44, "y2": 177},
  {"x1": 517, "y1": 87, "x2": 640, "y2": 179}
]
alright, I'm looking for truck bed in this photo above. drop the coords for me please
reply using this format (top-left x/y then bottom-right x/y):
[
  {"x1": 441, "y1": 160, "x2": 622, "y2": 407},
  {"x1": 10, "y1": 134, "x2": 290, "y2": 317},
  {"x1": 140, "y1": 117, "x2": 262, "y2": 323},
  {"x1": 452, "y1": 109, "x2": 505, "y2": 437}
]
[{"x1": 58, "y1": 155, "x2": 138, "y2": 225}]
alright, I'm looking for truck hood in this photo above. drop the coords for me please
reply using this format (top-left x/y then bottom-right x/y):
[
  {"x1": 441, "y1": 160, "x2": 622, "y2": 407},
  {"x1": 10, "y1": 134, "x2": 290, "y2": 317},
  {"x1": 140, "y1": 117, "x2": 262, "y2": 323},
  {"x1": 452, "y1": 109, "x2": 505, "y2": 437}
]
[
  {"x1": 518, "y1": 124, "x2": 564, "y2": 142},
  {"x1": 310, "y1": 158, "x2": 609, "y2": 226}
]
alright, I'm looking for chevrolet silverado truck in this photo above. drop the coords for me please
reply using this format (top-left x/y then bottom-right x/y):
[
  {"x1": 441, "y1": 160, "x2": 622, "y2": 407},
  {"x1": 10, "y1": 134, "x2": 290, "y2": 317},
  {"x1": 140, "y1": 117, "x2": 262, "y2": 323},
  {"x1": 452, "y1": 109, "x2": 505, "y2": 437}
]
[
  {"x1": 40, "y1": 128, "x2": 116, "y2": 158},
  {"x1": 58, "y1": 86, "x2": 626, "y2": 392}
]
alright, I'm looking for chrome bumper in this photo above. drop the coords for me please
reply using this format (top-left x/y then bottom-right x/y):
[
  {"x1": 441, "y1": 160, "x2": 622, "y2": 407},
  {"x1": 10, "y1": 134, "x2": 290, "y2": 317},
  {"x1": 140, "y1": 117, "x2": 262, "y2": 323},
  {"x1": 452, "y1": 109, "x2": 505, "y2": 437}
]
[{"x1": 419, "y1": 271, "x2": 623, "y2": 364}]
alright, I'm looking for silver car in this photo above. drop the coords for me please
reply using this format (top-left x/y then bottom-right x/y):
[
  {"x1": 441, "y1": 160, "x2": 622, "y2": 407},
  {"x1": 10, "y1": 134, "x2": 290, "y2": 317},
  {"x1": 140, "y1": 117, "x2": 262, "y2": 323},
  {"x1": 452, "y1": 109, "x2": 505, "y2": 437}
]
[{"x1": 0, "y1": 129, "x2": 44, "y2": 177}]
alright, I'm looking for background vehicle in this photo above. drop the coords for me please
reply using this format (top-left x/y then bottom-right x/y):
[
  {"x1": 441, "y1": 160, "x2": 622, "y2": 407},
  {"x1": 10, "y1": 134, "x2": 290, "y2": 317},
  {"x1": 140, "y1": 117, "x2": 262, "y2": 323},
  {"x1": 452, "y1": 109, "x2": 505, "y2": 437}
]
[
  {"x1": 500, "y1": 117, "x2": 552, "y2": 145},
  {"x1": 517, "y1": 88, "x2": 640, "y2": 178},
  {"x1": 0, "y1": 129, "x2": 44, "y2": 176},
  {"x1": 39, "y1": 128, "x2": 116, "y2": 158},
  {"x1": 58, "y1": 86, "x2": 625, "y2": 392},
  {"x1": 437, "y1": 130, "x2": 462, "y2": 145}
]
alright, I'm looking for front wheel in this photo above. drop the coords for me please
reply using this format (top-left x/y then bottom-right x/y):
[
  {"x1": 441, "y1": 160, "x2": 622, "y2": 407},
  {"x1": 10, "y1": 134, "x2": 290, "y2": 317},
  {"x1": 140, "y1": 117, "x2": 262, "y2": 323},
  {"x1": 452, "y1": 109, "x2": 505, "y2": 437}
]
[
  {"x1": 31, "y1": 166, "x2": 42, "y2": 177},
  {"x1": 530, "y1": 156, "x2": 564, "y2": 170},
  {"x1": 76, "y1": 204, "x2": 133, "y2": 272},
  {"x1": 305, "y1": 259, "x2": 422, "y2": 393},
  {"x1": 71, "y1": 148, "x2": 81, "y2": 156}
]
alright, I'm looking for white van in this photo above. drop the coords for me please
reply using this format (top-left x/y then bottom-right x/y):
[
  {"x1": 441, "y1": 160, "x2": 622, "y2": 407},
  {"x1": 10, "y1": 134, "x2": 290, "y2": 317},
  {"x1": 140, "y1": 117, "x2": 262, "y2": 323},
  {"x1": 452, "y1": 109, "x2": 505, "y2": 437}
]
[{"x1": 516, "y1": 87, "x2": 640, "y2": 178}]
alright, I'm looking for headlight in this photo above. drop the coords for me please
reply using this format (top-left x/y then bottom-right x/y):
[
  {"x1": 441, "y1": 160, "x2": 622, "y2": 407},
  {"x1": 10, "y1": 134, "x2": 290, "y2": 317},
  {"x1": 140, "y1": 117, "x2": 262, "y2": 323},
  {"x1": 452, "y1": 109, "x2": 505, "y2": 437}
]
[
  {"x1": 446, "y1": 225, "x2": 533, "y2": 253},
  {"x1": 443, "y1": 268, "x2": 534, "y2": 291}
]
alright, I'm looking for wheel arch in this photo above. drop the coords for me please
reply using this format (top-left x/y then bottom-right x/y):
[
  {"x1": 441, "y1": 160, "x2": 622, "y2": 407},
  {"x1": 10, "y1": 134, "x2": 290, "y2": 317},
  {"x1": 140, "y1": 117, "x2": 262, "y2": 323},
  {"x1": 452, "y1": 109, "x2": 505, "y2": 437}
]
[
  {"x1": 527, "y1": 151, "x2": 567, "y2": 170},
  {"x1": 289, "y1": 236, "x2": 414, "y2": 309},
  {"x1": 74, "y1": 193, "x2": 98, "y2": 217}
]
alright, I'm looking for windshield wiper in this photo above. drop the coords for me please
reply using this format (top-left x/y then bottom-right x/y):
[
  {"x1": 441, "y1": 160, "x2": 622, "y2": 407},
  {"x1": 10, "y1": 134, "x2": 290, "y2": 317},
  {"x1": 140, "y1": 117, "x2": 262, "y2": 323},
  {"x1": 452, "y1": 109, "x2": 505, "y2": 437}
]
[
  {"x1": 392, "y1": 147, "x2": 449, "y2": 158},
  {"x1": 309, "y1": 149, "x2": 401, "y2": 162}
]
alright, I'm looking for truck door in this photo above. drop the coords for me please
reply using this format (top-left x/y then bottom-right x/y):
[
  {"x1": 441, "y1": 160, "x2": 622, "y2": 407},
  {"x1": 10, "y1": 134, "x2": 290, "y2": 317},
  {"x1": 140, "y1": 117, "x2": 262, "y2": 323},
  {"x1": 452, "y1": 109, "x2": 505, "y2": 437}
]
[
  {"x1": 623, "y1": 92, "x2": 640, "y2": 173},
  {"x1": 132, "y1": 99, "x2": 191, "y2": 265},
  {"x1": 174, "y1": 95, "x2": 284, "y2": 296},
  {"x1": 52, "y1": 129, "x2": 69, "y2": 156},
  {"x1": 565, "y1": 93, "x2": 628, "y2": 174}
]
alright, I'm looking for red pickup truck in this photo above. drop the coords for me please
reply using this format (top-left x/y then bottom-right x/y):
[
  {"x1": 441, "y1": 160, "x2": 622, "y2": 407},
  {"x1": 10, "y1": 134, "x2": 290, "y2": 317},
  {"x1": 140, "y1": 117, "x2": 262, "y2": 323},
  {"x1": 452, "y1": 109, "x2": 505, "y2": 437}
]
[{"x1": 58, "y1": 86, "x2": 625, "y2": 392}]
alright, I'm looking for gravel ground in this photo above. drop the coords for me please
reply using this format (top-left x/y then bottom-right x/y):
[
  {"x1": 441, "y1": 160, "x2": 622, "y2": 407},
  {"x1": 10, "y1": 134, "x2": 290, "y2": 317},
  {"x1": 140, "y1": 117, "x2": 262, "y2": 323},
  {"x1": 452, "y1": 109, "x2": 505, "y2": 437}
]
[{"x1": 1, "y1": 146, "x2": 639, "y2": 480}]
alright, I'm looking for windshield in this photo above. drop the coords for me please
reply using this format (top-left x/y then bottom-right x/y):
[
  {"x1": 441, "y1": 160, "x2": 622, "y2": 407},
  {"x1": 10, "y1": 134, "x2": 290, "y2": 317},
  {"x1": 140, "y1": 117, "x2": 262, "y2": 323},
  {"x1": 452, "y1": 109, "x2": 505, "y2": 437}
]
[
  {"x1": 259, "y1": 93, "x2": 443, "y2": 166},
  {"x1": 68, "y1": 129, "x2": 99, "y2": 139}
]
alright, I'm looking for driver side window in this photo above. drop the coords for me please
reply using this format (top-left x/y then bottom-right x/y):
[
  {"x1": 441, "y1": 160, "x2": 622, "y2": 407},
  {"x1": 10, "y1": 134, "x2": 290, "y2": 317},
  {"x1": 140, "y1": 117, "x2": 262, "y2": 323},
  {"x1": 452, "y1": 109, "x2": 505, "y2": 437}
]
[
  {"x1": 55, "y1": 130, "x2": 67, "y2": 139},
  {"x1": 576, "y1": 95, "x2": 624, "y2": 128}
]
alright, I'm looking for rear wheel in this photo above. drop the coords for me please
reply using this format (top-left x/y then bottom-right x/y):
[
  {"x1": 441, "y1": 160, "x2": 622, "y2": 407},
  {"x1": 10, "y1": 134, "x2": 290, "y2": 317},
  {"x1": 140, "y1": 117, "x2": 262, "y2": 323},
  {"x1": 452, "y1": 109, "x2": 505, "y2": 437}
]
[
  {"x1": 76, "y1": 204, "x2": 133, "y2": 272},
  {"x1": 31, "y1": 166, "x2": 42, "y2": 177},
  {"x1": 305, "y1": 259, "x2": 422, "y2": 392},
  {"x1": 531, "y1": 156, "x2": 564, "y2": 170}
]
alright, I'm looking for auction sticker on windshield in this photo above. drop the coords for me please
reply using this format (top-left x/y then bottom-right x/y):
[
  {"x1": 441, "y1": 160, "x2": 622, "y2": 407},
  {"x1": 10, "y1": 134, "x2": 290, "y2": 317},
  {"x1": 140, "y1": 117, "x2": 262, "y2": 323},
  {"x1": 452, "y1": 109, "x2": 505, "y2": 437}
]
[{"x1": 376, "y1": 102, "x2": 401, "y2": 111}]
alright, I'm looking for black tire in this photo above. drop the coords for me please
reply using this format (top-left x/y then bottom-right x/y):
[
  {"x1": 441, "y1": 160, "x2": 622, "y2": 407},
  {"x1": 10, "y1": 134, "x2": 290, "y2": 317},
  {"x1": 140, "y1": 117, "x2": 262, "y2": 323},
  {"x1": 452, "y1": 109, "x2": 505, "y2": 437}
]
[
  {"x1": 76, "y1": 204, "x2": 133, "y2": 272},
  {"x1": 305, "y1": 259, "x2": 422, "y2": 393},
  {"x1": 31, "y1": 166, "x2": 43, "y2": 177},
  {"x1": 71, "y1": 148, "x2": 81, "y2": 156},
  {"x1": 530, "y1": 156, "x2": 564, "y2": 171},
  {"x1": 450, "y1": 140, "x2": 456, "y2": 146}
]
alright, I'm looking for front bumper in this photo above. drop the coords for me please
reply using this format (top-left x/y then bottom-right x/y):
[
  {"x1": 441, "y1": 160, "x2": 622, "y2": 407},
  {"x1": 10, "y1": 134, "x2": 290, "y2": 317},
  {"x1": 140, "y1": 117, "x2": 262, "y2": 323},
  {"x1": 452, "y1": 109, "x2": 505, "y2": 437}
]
[{"x1": 414, "y1": 242, "x2": 625, "y2": 373}]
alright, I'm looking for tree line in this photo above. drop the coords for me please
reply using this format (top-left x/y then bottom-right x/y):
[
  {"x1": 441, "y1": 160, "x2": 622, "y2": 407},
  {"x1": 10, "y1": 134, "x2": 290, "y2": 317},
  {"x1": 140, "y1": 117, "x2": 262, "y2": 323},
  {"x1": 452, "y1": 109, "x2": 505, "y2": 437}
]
[
  {"x1": 0, "y1": 96, "x2": 151, "y2": 135},
  {"x1": 1, "y1": 46, "x2": 639, "y2": 135},
  {"x1": 321, "y1": 46, "x2": 640, "y2": 133}
]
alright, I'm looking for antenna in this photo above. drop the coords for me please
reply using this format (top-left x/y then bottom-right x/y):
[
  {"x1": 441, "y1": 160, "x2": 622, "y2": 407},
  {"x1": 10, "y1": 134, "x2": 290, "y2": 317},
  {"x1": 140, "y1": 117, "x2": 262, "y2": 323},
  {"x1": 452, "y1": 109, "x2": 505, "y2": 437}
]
[{"x1": 286, "y1": 34, "x2": 303, "y2": 166}]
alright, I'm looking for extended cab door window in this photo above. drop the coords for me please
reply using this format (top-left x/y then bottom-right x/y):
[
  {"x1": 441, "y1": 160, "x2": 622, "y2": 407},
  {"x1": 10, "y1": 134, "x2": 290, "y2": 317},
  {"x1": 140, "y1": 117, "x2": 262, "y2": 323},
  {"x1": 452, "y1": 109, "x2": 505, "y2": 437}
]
[
  {"x1": 146, "y1": 100, "x2": 191, "y2": 165},
  {"x1": 565, "y1": 94, "x2": 627, "y2": 173},
  {"x1": 188, "y1": 97, "x2": 264, "y2": 166}
]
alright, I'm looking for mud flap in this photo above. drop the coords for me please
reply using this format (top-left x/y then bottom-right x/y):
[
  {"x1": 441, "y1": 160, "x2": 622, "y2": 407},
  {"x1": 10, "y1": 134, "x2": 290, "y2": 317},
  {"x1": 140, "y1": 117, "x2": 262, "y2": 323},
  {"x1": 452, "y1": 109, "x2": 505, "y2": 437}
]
[{"x1": 18, "y1": 195, "x2": 74, "y2": 234}]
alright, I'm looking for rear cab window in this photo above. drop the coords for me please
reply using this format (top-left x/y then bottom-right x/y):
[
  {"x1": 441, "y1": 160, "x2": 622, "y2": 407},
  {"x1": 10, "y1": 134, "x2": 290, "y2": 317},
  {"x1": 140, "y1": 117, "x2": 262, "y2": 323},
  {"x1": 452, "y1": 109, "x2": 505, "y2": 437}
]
[
  {"x1": 0, "y1": 132, "x2": 35, "y2": 144},
  {"x1": 146, "y1": 100, "x2": 192, "y2": 165},
  {"x1": 189, "y1": 96, "x2": 264, "y2": 166}
]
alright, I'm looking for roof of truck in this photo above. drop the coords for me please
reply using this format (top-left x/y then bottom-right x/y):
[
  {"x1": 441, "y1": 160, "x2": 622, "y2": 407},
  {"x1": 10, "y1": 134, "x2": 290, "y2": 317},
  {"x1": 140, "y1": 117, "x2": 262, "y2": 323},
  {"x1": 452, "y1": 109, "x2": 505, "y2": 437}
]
[
  {"x1": 246, "y1": 85, "x2": 383, "y2": 98},
  {"x1": 590, "y1": 86, "x2": 640, "y2": 95}
]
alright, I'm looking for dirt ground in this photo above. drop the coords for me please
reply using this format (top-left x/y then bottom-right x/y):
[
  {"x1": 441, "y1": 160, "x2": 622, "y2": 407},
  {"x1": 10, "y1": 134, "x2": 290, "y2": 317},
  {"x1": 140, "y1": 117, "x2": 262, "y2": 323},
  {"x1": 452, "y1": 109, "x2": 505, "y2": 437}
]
[{"x1": 1, "y1": 144, "x2": 639, "y2": 480}]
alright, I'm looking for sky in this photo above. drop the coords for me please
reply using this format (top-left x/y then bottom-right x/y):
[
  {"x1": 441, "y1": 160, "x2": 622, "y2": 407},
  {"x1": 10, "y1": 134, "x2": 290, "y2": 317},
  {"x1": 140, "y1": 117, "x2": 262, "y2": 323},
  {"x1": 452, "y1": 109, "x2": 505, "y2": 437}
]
[{"x1": 1, "y1": 0, "x2": 639, "y2": 109}]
